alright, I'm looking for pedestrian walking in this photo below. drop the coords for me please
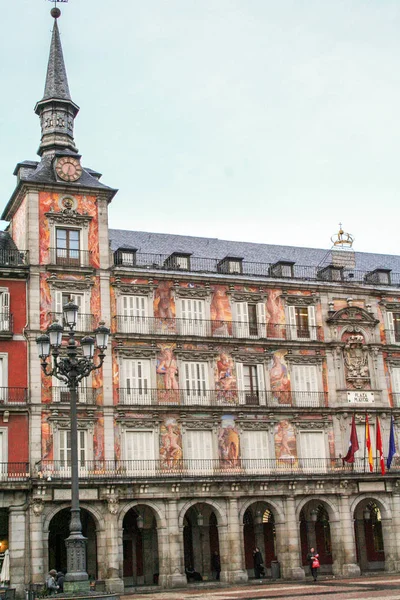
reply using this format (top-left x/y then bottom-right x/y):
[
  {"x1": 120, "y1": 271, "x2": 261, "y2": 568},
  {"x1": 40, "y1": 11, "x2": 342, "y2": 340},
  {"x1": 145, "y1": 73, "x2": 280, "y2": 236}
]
[
  {"x1": 45, "y1": 569, "x2": 59, "y2": 595},
  {"x1": 253, "y1": 547, "x2": 265, "y2": 579},
  {"x1": 306, "y1": 547, "x2": 320, "y2": 582}
]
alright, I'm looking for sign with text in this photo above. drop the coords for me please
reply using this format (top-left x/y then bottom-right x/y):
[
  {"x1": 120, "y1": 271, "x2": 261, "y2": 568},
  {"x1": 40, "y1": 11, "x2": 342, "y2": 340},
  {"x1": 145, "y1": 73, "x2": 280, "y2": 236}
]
[{"x1": 347, "y1": 391, "x2": 375, "y2": 404}]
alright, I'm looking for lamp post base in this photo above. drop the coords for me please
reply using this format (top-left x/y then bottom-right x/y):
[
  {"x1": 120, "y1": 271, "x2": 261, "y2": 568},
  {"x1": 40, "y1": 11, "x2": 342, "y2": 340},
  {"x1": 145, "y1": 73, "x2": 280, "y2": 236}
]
[
  {"x1": 63, "y1": 580, "x2": 91, "y2": 595},
  {"x1": 65, "y1": 533, "x2": 89, "y2": 593}
]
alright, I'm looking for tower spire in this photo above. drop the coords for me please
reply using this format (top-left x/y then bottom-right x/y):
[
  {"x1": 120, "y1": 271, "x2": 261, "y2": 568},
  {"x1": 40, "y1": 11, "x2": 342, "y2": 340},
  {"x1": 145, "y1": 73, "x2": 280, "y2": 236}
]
[{"x1": 34, "y1": 8, "x2": 79, "y2": 157}]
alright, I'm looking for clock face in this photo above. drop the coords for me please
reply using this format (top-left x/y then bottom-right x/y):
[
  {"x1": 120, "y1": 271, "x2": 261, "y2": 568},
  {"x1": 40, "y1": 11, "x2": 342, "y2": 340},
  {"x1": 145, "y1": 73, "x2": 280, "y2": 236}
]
[{"x1": 55, "y1": 156, "x2": 83, "y2": 182}]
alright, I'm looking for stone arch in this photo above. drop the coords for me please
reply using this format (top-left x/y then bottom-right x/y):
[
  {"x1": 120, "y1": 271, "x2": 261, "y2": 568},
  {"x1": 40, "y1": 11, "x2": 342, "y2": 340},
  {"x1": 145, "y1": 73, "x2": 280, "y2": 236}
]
[
  {"x1": 340, "y1": 325, "x2": 373, "y2": 344},
  {"x1": 296, "y1": 496, "x2": 340, "y2": 523},
  {"x1": 350, "y1": 495, "x2": 392, "y2": 519},
  {"x1": 118, "y1": 499, "x2": 167, "y2": 531},
  {"x1": 239, "y1": 497, "x2": 285, "y2": 525},
  {"x1": 178, "y1": 498, "x2": 227, "y2": 529},
  {"x1": 42, "y1": 502, "x2": 105, "y2": 534}
]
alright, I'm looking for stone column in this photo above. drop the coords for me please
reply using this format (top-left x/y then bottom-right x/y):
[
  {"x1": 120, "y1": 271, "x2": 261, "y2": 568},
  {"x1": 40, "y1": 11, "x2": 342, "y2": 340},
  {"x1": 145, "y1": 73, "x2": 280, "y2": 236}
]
[
  {"x1": 165, "y1": 500, "x2": 186, "y2": 588},
  {"x1": 285, "y1": 496, "x2": 305, "y2": 579},
  {"x1": 274, "y1": 519, "x2": 286, "y2": 577},
  {"x1": 29, "y1": 498, "x2": 46, "y2": 584},
  {"x1": 9, "y1": 503, "x2": 27, "y2": 597},
  {"x1": 104, "y1": 502, "x2": 124, "y2": 594},
  {"x1": 381, "y1": 517, "x2": 395, "y2": 572},
  {"x1": 392, "y1": 493, "x2": 400, "y2": 572},
  {"x1": 339, "y1": 494, "x2": 360, "y2": 577},
  {"x1": 226, "y1": 498, "x2": 248, "y2": 583},
  {"x1": 329, "y1": 518, "x2": 343, "y2": 576}
]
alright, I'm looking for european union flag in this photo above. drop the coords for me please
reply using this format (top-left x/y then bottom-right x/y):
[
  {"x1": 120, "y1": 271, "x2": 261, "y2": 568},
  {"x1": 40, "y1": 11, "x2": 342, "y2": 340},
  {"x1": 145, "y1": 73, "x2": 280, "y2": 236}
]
[{"x1": 387, "y1": 415, "x2": 396, "y2": 469}]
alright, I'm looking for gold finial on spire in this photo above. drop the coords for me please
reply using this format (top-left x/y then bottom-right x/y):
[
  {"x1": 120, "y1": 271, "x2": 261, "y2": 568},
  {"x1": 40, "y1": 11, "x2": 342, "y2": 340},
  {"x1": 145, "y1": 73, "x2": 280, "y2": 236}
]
[{"x1": 331, "y1": 223, "x2": 354, "y2": 249}]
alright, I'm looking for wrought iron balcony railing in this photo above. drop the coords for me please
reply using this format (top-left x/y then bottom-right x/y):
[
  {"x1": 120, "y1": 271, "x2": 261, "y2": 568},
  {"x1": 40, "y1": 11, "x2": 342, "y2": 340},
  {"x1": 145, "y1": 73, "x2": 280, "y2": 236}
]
[
  {"x1": 0, "y1": 463, "x2": 30, "y2": 481},
  {"x1": 52, "y1": 387, "x2": 97, "y2": 405},
  {"x1": 36, "y1": 457, "x2": 400, "y2": 480},
  {"x1": 0, "y1": 249, "x2": 29, "y2": 267},
  {"x1": 117, "y1": 388, "x2": 327, "y2": 408},
  {"x1": 113, "y1": 250, "x2": 400, "y2": 288},
  {"x1": 0, "y1": 387, "x2": 28, "y2": 404},
  {"x1": 49, "y1": 312, "x2": 95, "y2": 333},
  {"x1": 0, "y1": 313, "x2": 12, "y2": 335},
  {"x1": 114, "y1": 316, "x2": 323, "y2": 341},
  {"x1": 48, "y1": 248, "x2": 92, "y2": 268}
]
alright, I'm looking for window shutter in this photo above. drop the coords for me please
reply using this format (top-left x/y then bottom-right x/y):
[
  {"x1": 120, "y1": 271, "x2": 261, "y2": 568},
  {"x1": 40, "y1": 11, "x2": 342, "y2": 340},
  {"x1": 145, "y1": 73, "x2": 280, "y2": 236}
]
[
  {"x1": 292, "y1": 364, "x2": 319, "y2": 407},
  {"x1": 288, "y1": 305, "x2": 297, "y2": 340},
  {"x1": 184, "y1": 430, "x2": 213, "y2": 472},
  {"x1": 125, "y1": 431, "x2": 155, "y2": 472},
  {"x1": 122, "y1": 359, "x2": 151, "y2": 404},
  {"x1": 300, "y1": 431, "x2": 326, "y2": 472},
  {"x1": 184, "y1": 362, "x2": 208, "y2": 404},
  {"x1": 257, "y1": 302, "x2": 267, "y2": 338},
  {"x1": 0, "y1": 292, "x2": 10, "y2": 315},
  {"x1": 308, "y1": 305, "x2": 317, "y2": 340},
  {"x1": 234, "y1": 302, "x2": 249, "y2": 338},
  {"x1": 387, "y1": 312, "x2": 395, "y2": 344},
  {"x1": 235, "y1": 362, "x2": 245, "y2": 404},
  {"x1": 256, "y1": 364, "x2": 266, "y2": 405},
  {"x1": 392, "y1": 368, "x2": 400, "y2": 407},
  {"x1": 180, "y1": 299, "x2": 206, "y2": 335},
  {"x1": 55, "y1": 291, "x2": 63, "y2": 319},
  {"x1": 0, "y1": 432, "x2": 4, "y2": 464}
]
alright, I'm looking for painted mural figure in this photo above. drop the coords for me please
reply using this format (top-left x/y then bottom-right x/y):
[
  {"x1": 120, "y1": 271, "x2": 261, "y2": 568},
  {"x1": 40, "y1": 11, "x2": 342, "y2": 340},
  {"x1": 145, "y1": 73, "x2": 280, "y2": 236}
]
[
  {"x1": 218, "y1": 416, "x2": 240, "y2": 468},
  {"x1": 154, "y1": 282, "x2": 175, "y2": 319},
  {"x1": 266, "y1": 290, "x2": 284, "y2": 338},
  {"x1": 275, "y1": 420, "x2": 296, "y2": 461},
  {"x1": 211, "y1": 287, "x2": 232, "y2": 336},
  {"x1": 269, "y1": 352, "x2": 291, "y2": 405},
  {"x1": 157, "y1": 348, "x2": 179, "y2": 390},
  {"x1": 160, "y1": 418, "x2": 182, "y2": 468},
  {"x1": 215, "y1": 352, "x2": 237, "y2": 403}
]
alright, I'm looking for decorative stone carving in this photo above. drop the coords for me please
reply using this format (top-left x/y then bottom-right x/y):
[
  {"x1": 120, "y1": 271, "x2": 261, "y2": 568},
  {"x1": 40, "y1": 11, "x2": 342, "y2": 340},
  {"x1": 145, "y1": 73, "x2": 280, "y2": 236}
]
[
  {"x1": 46, "y1": 207, "x2": 92, "y2": 228},
  {"x1": 119, "y1": 420, "x2": 156, "y2": 429},
  {"x1": 30, "y1": 497, "x2": 45, "y2": 516},
  {"x1": 285, "y1": 354, "x2": 323, "y2": 365},
  {"x1": 115, "y1": 346, "x2": 157, "y2": 359},
  {"x1": 174, "y1": 286, "x2": 210, "y2": 299},
  {"x1": 327, "y1": 306, "x2": 378, "y2": 328},
  {"x1": 343, "y1": 334, "x2": 370, "y2": 389},
  {"x1": 106, "y1": 494, "x2": 119, "y2": 515},
  {"x1": 227, "y1": 290, "x2": 267, "y2": 303},
  {"x1": 231, "y1": 351, "x2": 267, "y2": 364},
  {"x1": 112, "y1": 279, "x2": 154, "y2": 296},
  {"x1": 182, "y1": 420, "x2": 213, "y2": 430},
  {"x1": 240, "y1": 421, "x2": 271, "y2": 431},
  {"x1": 283, "y1": 293, "x2": 319, "y2": 306},
  {"x1": 48, "y1": 274, "x2": 94, "y2": 291},
  {"x1": 174, "y1": 349, "x2": 218, "y2": 361},
  {"x1": 379, "y1": 301, "x2": 400, "y2": 311}
]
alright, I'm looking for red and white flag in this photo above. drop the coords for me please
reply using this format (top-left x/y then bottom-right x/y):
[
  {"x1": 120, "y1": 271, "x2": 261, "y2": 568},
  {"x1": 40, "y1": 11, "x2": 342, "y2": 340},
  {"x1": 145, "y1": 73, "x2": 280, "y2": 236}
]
[{"x1": 343, "y1": 414, "x2": 359, "y2": 464}]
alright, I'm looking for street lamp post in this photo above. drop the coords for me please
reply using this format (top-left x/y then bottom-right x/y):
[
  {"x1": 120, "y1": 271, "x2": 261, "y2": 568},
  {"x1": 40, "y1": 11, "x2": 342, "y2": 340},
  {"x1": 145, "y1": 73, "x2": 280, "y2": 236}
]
[{"x1": 36, "y1": 301, "x2": 110, "y2": 595}]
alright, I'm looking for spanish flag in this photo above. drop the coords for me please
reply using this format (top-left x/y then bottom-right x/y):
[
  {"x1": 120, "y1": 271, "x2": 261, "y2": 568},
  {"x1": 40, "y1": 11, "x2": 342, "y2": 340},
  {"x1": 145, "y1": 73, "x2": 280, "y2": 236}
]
[
  {"x1": 376, "y1": 417, "x2": 386, "y2": 475},
  {"x1": 365, "y1": 415, "x2": 373, "y2": 472}
]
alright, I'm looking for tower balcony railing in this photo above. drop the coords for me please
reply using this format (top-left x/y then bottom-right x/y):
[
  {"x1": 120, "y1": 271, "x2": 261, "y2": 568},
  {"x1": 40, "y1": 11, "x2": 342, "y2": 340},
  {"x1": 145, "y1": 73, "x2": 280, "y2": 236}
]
[
  {"x1": 48, "y1": 248, "x2": 92, "y2": 268},
  {"x1": 52, "y1": 387, "x2": 97, "y2": 405},
  {"x1": 49, "y1": 312, "x2": 95, "y2": 333},
  {"x1": 114, "y1": 316, "x2": 323, "y2": 341},
  {"x1": 117, "y1": 388, "x2": 327, "y2": 408},
  {"x1": 0, "y1": 249, "x2": 29, "y2": 267},
  {"x1": 0, "y1": 387, "x2": 28, "y2": 405},
  {"x1": 35, "y1": 457, "x2": 400, "y2": 480},
  {"x1": 113, "y1": 250, "x2": 400, "y2": 288}
]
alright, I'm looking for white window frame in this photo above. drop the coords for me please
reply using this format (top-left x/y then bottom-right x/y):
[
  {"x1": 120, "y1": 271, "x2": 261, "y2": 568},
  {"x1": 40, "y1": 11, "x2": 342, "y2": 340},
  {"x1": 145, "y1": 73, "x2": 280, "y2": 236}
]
[
  {"x1": 54, "y1": 428, "x2": 92, "y2": 477},
  {"x1": 0, "y1": 429, "x2": 8, "y2": 476},
  {"x1": 299, "y1": 430, "x2": 326, "y2": 473},
  {"x1": 120, "y1": 358, "x2": 153, "y2": 405},
  {"x1": 50, "y1": 224, "x2": 88, "y2": 267},
  {"x1": 233, "y1": 301, "x2": 266, "y2": 339},
  {"x1": 183, "y1": 429, "x2": 214, "y2": 474},
  {"x1": 0, "y1": 354, "x2": 8, "y2": 402},
  {"x1": 124, "y1": 429, "x2": 156, "y2": 474},
  {"x1": 287, "y1": 304, "x2": 317, "y2": 341},
  {"x1": 241, "y1": 430, "x2": 270, "y2": 474},
  {"x1": 290, "y1": 363, "x2": 321, "y2": 407},
  {"x1": 391, "y1": 366, "x2": 400, "y2": 407},
  {"x1": 386, "y1": 311, "x2": 400, "y2": 345},
  {"x1": 235, "y1": 362, "x2": 266, "y2": 406},
  {"x1": 54, "y1": 290, "x2": 89, "y2": 332},
  {"x1": 180, "y1": 360, "x2": 210, "y2": 405},
  {"x1": 177, "y1": 298, "x2": 210, "y2": 336},
  {"x1": 119, "y1": 294, "x2": 152, "y2": 334}
]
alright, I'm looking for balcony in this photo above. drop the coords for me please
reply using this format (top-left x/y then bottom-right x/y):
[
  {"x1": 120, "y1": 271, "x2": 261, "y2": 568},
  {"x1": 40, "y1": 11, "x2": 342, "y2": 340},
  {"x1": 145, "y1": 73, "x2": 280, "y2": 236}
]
[
  {"x1": 0, "y1": 249, "x2": 29, "y2": 267},
  {"x1": 0, "y1": 388, "x2": 28, "y2": 405},
  {"x1": 49, "y1": 312, "x2": 95, "y2": 333},
  {"x1": 114, "y1": 316, "x2": 323, "y2": 341},
  {"x1": 113, "y1": 250, "x2": 400, "y2": 288},
  {"x1": 117, "y1": 388, "x2": 327, "y2": 408},
  {"x1": 0, "y1": 463, "x2": 30, "y2": 481},
  {"x1": 52, "y1": 387, "x2": 97, "y2": 405},
  {"x1": 48, "y1": 248, "x2": 92, "y2": 268},
  {"x1": 0, "y1": 314, "x2": 12, "y2": 336},
  {"x1": 35, "y1": 457, "x2": 400, "y2": 480}
]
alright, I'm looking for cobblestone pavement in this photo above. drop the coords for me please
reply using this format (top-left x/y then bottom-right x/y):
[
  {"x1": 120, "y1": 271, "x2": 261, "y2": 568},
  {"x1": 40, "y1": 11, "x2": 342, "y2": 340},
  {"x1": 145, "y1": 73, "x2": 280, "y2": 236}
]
[{"x1": 124, "y1": 575, "x2": 400, "y2": 600}]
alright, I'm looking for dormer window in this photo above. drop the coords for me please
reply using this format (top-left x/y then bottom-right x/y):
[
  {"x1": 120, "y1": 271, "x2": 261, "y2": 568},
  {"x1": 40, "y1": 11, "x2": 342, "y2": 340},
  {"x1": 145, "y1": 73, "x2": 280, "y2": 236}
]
[
  {"x1": 164, "y1": 253, "x2": 191, "y2": 271},
  {"x1": 269, "y1": 261, "x2": 295, "y2": 278},
  {"x1": 217, "y1": 256, "x2": 243, "y2": 275},
  {"x1": 317, "y1": 265, "x2": 343, "y2": 282},
  {"x1": 114, "y1": 248, "x2": 137, "y2": 267},
  {"x1": 365, "y1": 268, "x2": 391, "y2": 286}
]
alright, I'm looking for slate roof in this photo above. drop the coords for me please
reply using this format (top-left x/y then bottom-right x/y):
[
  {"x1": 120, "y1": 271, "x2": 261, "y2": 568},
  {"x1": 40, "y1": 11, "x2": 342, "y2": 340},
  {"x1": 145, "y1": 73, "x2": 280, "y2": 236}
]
[
  {"x1": 41, "y1": 20, "x2": 71, "y2": 102},
  {"x1": 0, "y1": 231, "x2": 18, "y2": 253},
  {"x1": 109, "y1": 229, "x2": 400, "y2": 273}
]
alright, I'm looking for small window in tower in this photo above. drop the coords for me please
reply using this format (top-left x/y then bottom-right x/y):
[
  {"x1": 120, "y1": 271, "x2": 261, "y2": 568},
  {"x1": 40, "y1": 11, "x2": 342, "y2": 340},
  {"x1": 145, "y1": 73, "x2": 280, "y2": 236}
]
[{"x1": 56, "y1": 228, "x2": 80, "y2": 266}]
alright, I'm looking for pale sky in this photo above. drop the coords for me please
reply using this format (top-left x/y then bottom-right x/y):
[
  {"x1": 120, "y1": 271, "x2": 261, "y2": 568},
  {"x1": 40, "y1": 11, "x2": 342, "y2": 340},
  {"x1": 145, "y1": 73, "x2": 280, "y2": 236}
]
[{"x1": 1, "y1": 1, "x2": 400, "y2": 255}]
